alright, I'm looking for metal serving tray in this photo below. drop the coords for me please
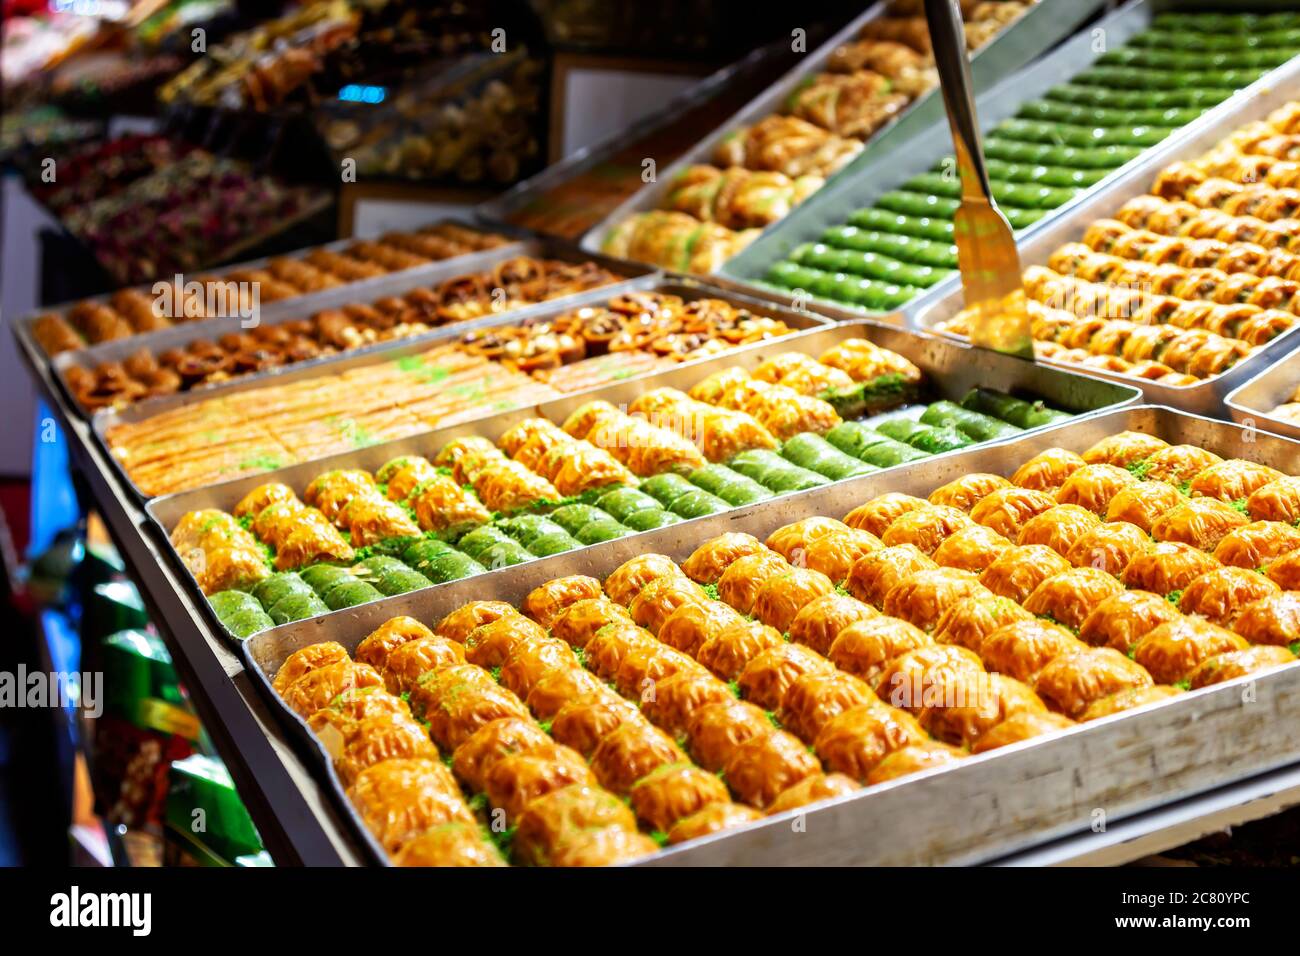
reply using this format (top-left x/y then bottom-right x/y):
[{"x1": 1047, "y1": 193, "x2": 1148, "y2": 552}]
[
  {"x1": 12, "y1": 217, "x2": 530, "y2": 372},
  {"x1": 915, "y1": 49, "x2": 1300, "y2": 418},
  {"x1": 1224, "y1": 349, "x2": 1300, "y2": 439},
  {"x1": 145, "y1": 317, "x2": 1138, "y2": 646},
  {"x1": 51, "y1": 238, "x2": 655, "y2": 418},
  {"x1": 577, "y1": 0, "x2": 1108, "y2": 266},
  {"x1": 722, "y1": 0, "x2": 1300, "y2": 325},
  {"x1": 240, "y1": 405, "x2": 1300, "y2": 866},
  {"x1": 90, "y1": 276, "x2": 830, "y2": 501}
]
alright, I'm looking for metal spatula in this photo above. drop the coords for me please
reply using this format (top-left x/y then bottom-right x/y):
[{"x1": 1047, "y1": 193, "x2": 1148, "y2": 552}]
[{"x1": 923, "y1": 0, "x2": 1033, "y2": 358}]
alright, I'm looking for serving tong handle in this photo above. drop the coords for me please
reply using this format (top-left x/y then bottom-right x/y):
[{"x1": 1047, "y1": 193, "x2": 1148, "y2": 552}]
[{"x1": 924, "y1": 0, "x2": 1034, "y2": 359}]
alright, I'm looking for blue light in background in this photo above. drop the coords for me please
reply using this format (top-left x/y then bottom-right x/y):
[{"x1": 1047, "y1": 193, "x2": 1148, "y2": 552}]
[{"x1": 338, "y1": 84, "x2": 387, "y2": 105}]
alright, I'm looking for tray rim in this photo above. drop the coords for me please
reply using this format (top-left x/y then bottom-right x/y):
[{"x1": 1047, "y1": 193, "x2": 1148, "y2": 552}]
[{"x1": 1223, "y1": 347, "x2": 1300, "y2": 440}]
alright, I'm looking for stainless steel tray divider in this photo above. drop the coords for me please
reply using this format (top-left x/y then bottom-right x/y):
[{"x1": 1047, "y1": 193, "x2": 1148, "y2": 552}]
[
  {"x1": 240, "y1": 405, "x2": 1300, "y2": 866},
  {"x1": 578, "y1": 0, "x2": 1109, "y2": 265},
  {"x1": 721, "y1": 0, "x2": 1300, "y2": 326},
  {"x1": 147, "y1": 317, "x2": 1139, "y2": 645},
  {"x1": 1224, "y1": 350, "x2": 1300, "y2": 439},
  {"x1": 913, "y1": 49, "x2": 1300, "y2": 417}
]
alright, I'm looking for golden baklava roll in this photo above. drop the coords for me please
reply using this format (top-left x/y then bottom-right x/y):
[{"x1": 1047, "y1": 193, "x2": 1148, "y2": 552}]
[
  {"x1": 1104, "y1": 480, "x2": 1184, "y2": 534},
  {"x1": 716, "y1": 551, "x2": 791, "y2": 615},
  {"x1": 337, "y1": 492, "x2": 421, "y2": 547},
  {"x1": 1017, "y1": 505, "x2": 1102, "y2": 557},
  {"x1": 1083, "y1": 432, "x2": 1170, "y2": 467},
  {"x1": 978, "y1": 619, "x2": 1082, "y2": 684},
  {"x1": 549, "y1": 598, "x2": 632, "y2": 649},
  {"x1": 696, "y1": 620, "x2": 785, "y2": 681},
  {"x1": 750, "y1": 567, "x2": 836, "y2": 633},
  {"x1": 777, "y1": 670, "x2": 876, "y2": 744},
  {"x1": 435, "y1": 600, "x2": 518, "y2": 643},
  {"x1": 880, "y1": 504, "x2": 973, "y2": 556},
  {"x1": 233, "y1": 482, "x2": 298, "y2": 519},
  {"x1": 1122, "y1": 542, "x2": 1222, "y2": 595},
  {"x1": 928, "y1": 525, "x2": 1014, "y2": 574},
  {"x1": 882, "y1": 567, "x2": 991, "y2": 633},
  {"x1": 1066, "y1": 521, "x2": 1150, "y2": 576},
  {"x1": 483, "y1": 747, "x2": 596, "y2": 822},
  {"x1": 843, "y1": 492, "x2": 928, "y2": 538},
  {"x1": 813, "y1": 701, "x2": 927, "y2": 783},
  {"x1": 499, "y1": 634, "x2": 582, "y2": 699},
  {"x1": 393, "y1": 822, "x2": 506, "y2": 867},
  {"x1": 667, "y1": 802, "x2": 764, "y2": 845},
  {"x1": 787, "y1": 592, "x2": 879, "y2": 655},
  {"x1": 1151, "y1": 498, "x2": 1250, "y2": 551},
  {"x1": 928, "y1": 473, "x2": 1011, "y2": 513},
  {"x1": 347, "y1": 758, "x2": 475, "y2": 854},
  {"x1": 970, "y1": 488, "x2": 1058, "y2": 540},
  {"x1": 451, "y1": 717, "x2": 554, "y2": 792},
  {"x1": 1176, "y1": 566, "x2": 1280, "y2": 626},
  {"x1": 1032, "y1": 647, "x2": 1153, "y2": 719},
  {"x1": 1213, "y1": 521, "x2": 1300, "y2": 569},
  {"x1": 522, "y1": 575, "x2": 603, "y2": 629},
  {"x1": 589, "y1": 720, "x2": 687, "y2": 797},
  {"x1": 932, "y1": 594, "x2": 1032, "y2": 652},
  {"x1": 410, "y1": 475, "x2": 493, "y2": 536},
  {"x1": 722, "y1": 727, "x2": 822, "y2": 809},
  {"x1": 330, "y1": 710, "x2": 440, "y2": 785},
  {"x1": 1142, "y1": 444, "x2": 1224, "y2": 484},
  {"x1": 846, "y1": 544, "x2": 938, "y2": 609},
  {"x1": 658, "y1": 600, "x2": 746, "y2": 657},
  {"x1": 1187, "y1": 645, "x2": 1296, "y2": 689},
  {"x1": 604, "y1": 553, "x2": 688, "y2": 607},
  {"x1": 971, "y1": 711, "x2": 1075, "y2": 753},
  {"x1": 550, "y1": 691, "x2": 642, "y2": 758},
  {"x1": 628, "y1": 576, "x2": 709, "y2": 635},
  {"x1": 1247, "y1": 476, "x2": 1300, "y2": 524},
  {"x1": 1232, "y1": 592, "x2": 1300, "y2": 647},
  {"x1": 766, "y1": 516, "x2": 850, "y2": 561},
  {"x1": 875, "y1": 644, "x2": 985, "y2": 713},
  {"x1": 464, "y1": 615, "x2": 550, "y2": 669},
  {"x1": 682, "y1": 532, "x2": 771, "y2": 585},
  {"x1": 1132, "y1": 617, "x2": 1249, "y2": 684},
  {"x1": 381, "y1": 637, "x2": 468, "y2": 695},
  {"x1": 583, "y1": 622, "x2": 661, "y2": 681},
  {"x1": 979, "y1": 544, "x2": 1072, "y2": 604},
  {"x1": 919, "y1": 671, "x2": 1046, "y2": 749},
  {"x1": 472, "y1": 458, "x2": 560, "y2": 513},
  {"x1": 630, "y1": 764, "x2": 732, "y2": 833},
  {"x1": 272, "y1": 642, "x2": 351, "y2": 695},
  {"x1": 304, "y1": 469, "x2": 377, "y2": 522},
  {"x1": 1081, "y1": 686, "x2": 1183, "y2": 722},
  {"x1": 1022, "y1": 567, "x2": 1126, "y2": 632},
  {"x1": 629, "y1": 388, "x2": 778, "y2": 463},
  {"x1": 640, "y1": 670, "x2": 735, "y2": 739},
  {"x1": 1055, "y1": 464, "x2": 1137, "y2": 517},
  {"x1": 281, "y1": 661, "x2": 385, "y2": 719}
]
